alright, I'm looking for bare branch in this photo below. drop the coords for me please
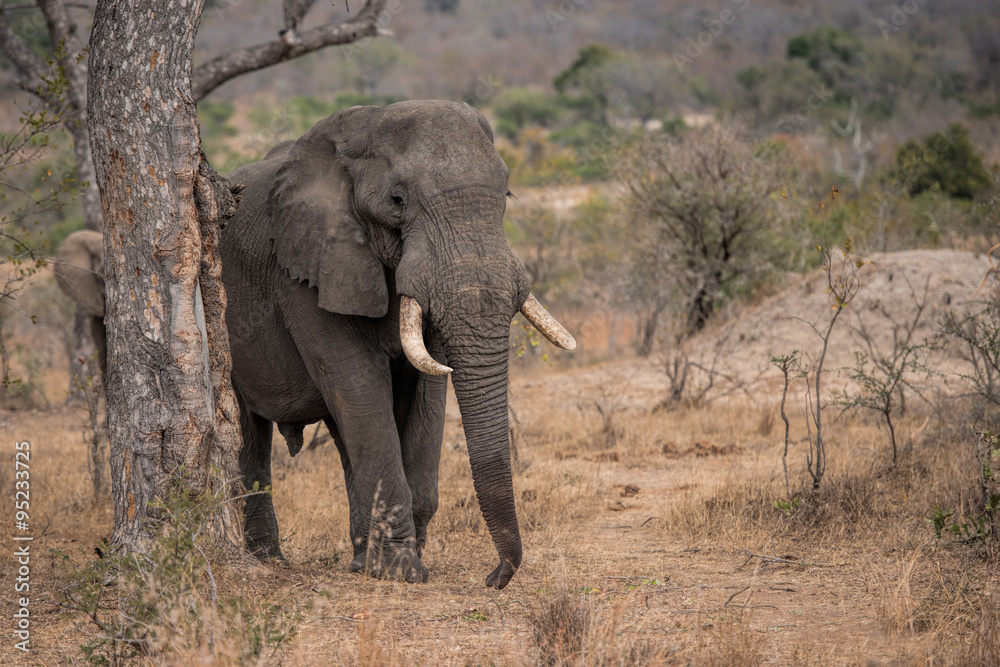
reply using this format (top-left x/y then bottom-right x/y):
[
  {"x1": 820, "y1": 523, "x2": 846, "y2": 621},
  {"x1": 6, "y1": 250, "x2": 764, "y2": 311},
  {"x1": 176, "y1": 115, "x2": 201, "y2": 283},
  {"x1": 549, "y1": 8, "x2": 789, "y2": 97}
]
[
  {"x1": 37, "y1": 0, "x2": 87, "y2": 108},
  {"x1": 2, "y1": 2, "x2": 93, "y2": 10},
  {"x1": 38, "y1": 0, "x2": 83, "y2": 55},
  {"x1": 0, "y1": 8, "x2": 52, "y2": 98},
  {"x1": 192, "y1": 0, "x2": 387, "y2": 102}
]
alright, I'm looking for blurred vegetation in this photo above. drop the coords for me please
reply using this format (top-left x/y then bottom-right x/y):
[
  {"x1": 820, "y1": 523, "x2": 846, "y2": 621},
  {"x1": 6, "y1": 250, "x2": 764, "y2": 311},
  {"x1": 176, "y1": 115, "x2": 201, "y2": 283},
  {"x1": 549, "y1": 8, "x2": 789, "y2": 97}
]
[
  {"x1": 3, "y1": 2, "x2": 1000, "y2": 358},
  {"x1": 894, "y1": 123, "x2": 993, "y2": 200},
  {"x1": 0, "y1": 58, "x2": 83, "y2": 405}
]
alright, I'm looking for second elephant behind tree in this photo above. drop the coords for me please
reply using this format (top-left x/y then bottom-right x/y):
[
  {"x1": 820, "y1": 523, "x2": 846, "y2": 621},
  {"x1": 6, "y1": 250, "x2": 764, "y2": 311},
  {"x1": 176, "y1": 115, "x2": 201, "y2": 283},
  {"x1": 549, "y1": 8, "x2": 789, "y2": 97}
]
[{"x1": 54, "y1": 229, "x2": 107, "y2": 377}]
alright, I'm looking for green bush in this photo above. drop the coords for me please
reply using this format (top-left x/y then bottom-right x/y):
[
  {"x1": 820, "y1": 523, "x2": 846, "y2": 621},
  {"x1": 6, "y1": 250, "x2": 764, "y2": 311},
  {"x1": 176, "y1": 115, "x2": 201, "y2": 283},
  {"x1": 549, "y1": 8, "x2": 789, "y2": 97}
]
[
  {"x1": 894, "y1": 123, "x2": 993, "y2": 199},
  {"x1": 787, "y1": 27, "x2": 864, "y2": 77},
  {"x1": 198, "y1": 99, "x2": 235, "y2": 127},
  {"x1": 491, "y1": 87, "x2": 563, "y2": 140}
]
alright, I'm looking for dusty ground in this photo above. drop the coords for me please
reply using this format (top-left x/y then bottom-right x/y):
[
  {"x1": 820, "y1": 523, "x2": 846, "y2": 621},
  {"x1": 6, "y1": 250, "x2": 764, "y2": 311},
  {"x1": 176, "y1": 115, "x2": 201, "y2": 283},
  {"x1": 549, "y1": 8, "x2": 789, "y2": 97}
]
[{"x1": 1, "y1": 249, "x2": 998, "y2": 665}]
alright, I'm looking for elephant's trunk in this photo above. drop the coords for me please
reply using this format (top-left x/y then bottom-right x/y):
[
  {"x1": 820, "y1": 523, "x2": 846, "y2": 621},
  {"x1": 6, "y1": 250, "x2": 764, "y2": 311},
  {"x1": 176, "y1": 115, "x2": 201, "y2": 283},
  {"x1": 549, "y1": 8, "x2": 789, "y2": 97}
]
[
  {"x1": 394, "y1": 191, "x2": 575, "y2": 589},
  {"x1": 445, "y1": 328, "x2": 521, "y2": 589}
]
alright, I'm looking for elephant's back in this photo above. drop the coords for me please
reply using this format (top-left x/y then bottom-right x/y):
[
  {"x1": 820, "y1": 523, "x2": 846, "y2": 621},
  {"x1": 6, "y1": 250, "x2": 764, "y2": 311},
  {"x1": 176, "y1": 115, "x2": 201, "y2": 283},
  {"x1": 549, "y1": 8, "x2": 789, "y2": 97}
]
[
  {"x1": 226, "y1": 141, "x2": 293, "y2": 191},
  {"x1": 222, "y1": 142, "x2": 295, "y2": 277}
]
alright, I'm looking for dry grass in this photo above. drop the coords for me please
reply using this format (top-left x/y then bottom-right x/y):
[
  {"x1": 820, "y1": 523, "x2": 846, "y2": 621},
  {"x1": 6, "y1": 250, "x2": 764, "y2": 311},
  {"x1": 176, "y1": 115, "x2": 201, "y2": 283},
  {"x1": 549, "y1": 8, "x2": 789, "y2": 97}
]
[{"x1": 2, "y1": 317, "x2": 1000, "y2": 664}]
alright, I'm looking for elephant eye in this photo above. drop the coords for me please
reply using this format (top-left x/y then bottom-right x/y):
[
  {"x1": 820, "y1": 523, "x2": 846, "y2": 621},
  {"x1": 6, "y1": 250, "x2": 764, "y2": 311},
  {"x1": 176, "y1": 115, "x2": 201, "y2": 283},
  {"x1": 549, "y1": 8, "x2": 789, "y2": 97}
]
[{"x1": 389, "y1": 192, "x2": 406, "y2": 216}]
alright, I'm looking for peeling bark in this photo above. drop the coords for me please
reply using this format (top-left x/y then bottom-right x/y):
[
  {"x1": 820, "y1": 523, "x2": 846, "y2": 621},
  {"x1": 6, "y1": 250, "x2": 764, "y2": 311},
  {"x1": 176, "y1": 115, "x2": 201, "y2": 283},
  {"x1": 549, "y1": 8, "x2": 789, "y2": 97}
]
[{"x1": 89, "y1": 0, "x2": 243, "y2": 552}]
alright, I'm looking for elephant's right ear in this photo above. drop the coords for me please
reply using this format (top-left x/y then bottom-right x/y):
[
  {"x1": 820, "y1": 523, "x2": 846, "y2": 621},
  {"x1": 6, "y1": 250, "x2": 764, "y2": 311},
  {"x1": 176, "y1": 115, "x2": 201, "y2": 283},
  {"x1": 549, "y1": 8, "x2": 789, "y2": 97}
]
[{"x1": 269, "y1": 106, "x2": 388, "y2": 318}]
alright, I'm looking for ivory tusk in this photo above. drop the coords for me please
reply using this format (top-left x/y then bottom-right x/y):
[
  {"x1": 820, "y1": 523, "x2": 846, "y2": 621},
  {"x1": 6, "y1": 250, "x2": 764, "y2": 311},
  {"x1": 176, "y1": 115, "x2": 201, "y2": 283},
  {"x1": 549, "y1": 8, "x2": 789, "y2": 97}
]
[
  {"x1": 520, "y1": 294, "x2": 577, "y2": 351},
  {"x1": 399, "y1": 296, "x2": 452, "y2": 375}
]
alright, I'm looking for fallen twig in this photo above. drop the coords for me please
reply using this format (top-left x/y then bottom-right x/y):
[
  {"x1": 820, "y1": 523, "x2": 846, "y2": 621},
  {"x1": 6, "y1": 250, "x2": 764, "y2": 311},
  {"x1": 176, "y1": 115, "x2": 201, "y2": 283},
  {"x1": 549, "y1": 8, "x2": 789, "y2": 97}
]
[
  {"x1": 724, "y1": 585, "x2": 751, "y2": 606},
  {"x1": 735, "y1": 548, "x2": 842, "y2": 569},
  {"x1": 490, "y1": 597, "x2": 504, "y2": 629}
]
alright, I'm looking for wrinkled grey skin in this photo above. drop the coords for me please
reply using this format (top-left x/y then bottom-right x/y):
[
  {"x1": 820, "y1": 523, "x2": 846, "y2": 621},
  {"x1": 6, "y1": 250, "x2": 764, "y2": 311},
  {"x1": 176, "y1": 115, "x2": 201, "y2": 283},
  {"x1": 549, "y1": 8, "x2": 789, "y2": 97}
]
[
  {"x1": 223, "y1": 101, "x2": 531, "y2": 589},
  {"x1": 54, "y1": 230, "x2": 107, "y2": 375}
]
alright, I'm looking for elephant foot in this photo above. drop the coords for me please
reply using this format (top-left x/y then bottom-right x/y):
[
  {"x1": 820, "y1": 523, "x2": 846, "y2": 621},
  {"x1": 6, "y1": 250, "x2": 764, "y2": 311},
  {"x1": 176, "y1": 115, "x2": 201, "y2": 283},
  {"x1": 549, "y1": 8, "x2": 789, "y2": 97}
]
[
  {"x1": 349, "y1": 544, "x2": 428, "y2": 583},
  {"x1": 247, "y1": 536, "x2": 288, "y2": 565}
]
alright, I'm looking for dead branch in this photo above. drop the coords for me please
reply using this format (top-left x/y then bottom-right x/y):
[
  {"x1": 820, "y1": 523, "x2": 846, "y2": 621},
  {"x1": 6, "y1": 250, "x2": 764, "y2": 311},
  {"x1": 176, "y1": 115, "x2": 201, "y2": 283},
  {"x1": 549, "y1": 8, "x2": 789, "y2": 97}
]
[{"x1": 192, "y1": 0, "x2": 387, "y2": 101}]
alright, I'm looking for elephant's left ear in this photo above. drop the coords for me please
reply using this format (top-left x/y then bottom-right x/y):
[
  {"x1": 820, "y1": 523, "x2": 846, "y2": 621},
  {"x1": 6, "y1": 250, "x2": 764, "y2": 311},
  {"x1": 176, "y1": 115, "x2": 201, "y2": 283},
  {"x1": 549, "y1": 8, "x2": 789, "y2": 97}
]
[{"x1": 269, "y1": 106, "x2": 388, "y2": 318}]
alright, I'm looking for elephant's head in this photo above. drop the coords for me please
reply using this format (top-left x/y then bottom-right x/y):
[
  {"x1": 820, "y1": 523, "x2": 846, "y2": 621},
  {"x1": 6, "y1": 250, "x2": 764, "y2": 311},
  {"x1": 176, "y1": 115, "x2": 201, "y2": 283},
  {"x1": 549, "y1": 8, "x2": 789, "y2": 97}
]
[
  {"x1": 268, "y1": 101, "x2": 575, "y2": 589},
  {"x1": 54, "y1": 229, "x2": 106, "y2": 318}
]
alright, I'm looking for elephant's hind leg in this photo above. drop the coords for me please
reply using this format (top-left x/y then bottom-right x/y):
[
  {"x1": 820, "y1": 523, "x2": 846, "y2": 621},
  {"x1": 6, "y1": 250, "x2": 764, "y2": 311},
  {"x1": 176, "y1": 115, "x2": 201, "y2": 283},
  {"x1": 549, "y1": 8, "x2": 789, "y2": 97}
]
[{"x1": 238, "y1": 394, "x2": 284, "y2": 562}]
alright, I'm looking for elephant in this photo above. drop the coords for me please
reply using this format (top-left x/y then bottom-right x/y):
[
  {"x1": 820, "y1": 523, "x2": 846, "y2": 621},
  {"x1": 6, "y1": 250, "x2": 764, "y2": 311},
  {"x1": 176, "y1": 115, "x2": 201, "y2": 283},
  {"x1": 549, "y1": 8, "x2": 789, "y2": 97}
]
[
  {"x1": 222, "y1": 100, "x2": 574, "y2": 589},
  {"x1": 53, "y1": 101, "x2": 575, "y2": 589},
  {"x1": 53, "y1": 229, "x2": 107, "y2": 377}
]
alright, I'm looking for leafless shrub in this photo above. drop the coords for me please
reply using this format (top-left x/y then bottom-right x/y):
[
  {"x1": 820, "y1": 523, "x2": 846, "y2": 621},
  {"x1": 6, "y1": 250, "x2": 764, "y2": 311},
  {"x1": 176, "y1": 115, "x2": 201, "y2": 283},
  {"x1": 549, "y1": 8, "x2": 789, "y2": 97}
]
[
  {"x1": 942, "y1": 263, "x2": 1000, "y2": 409},
  {"x1": 658, "y1": 326, "x2": 757, "y2": 410},
  {"x1": 771, "y1": 350, "x2": 804, "y2": 497},
  {"x1": 528, "y1": 589, "x2": 592, "y2": 666},
  {"x1": 834, "y1": 276, "x2": 937, "y2": 467},
  {"x1": 797, "y1": 236, "x2": 866, "y2": 491},
  {"x1": 617, "y1": 115, "x2": 802, "y2": 352},
  {"x1": 580, "y1": 390, "x2": 626, "y2": 450}
]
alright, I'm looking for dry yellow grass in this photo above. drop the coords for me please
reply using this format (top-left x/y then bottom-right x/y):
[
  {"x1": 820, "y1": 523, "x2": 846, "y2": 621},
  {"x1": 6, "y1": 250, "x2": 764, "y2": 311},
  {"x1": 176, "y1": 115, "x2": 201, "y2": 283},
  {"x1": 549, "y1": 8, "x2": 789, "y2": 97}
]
[
  {"x1": 2, "y1": 370, "x2": 998, "y2": 665},
  {"x1": 2, "y1": 255, "x2": 999, "y2": 664}
]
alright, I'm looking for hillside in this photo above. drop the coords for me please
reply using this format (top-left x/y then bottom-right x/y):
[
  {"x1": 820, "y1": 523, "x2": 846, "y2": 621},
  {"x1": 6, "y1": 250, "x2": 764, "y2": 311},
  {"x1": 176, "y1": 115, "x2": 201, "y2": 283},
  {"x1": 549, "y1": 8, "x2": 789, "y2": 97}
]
[{"x1": 506, "y1": 249, "x2": 994, "y2": 418}]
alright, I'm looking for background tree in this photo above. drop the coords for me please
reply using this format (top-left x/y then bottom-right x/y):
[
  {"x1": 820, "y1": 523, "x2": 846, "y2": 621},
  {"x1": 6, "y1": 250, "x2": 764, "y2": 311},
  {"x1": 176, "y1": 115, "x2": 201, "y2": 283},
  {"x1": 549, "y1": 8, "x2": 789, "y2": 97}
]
[
  {"x1": 895, "y1": 123, "x2": 993, "y2": 200},
  {"x1": 491, "y1": 87, "x2": 563, "y2": 141},
  {"x1": 554, "y1": 44, "x2": 615, "y2": 126},
  {"x1": 0, "y1": 64, "x2": 77, "y2": 400},
  {"x1": 617, "y1": 118, "x2": 799, "y2": 354}
]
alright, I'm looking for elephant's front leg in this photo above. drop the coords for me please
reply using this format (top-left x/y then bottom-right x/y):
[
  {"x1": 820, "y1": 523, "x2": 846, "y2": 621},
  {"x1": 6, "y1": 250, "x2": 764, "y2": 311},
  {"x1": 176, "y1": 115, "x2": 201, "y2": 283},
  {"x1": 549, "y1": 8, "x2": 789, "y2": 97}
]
[
  {"x1": 329, "y1": 379, "x2": 428, "y2": 583},
  {"x1": 393, "y1": 358, "x2": 448, "y2": 557}
]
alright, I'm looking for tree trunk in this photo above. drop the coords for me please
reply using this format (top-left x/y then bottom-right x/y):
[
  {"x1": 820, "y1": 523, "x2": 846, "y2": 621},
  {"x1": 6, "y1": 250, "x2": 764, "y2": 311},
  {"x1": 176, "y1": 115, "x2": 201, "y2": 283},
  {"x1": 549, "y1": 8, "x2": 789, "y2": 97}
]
[
  {"x1": 637, "y1": 299, "x2": 668, "y2": 357},
  {"x1": 88, "y1": 0, "x2": 243, "y2": 552},
  {"x1": 67, "y1": 120, "x2": 103, "y2": 232}
]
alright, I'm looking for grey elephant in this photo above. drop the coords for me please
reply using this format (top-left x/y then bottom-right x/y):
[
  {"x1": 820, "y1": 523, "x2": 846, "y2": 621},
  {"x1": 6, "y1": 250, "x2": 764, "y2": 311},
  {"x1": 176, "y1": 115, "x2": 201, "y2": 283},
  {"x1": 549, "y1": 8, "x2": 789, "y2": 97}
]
[
  {"x1": 53, "y1": 101, "x2": 575, "y2": 589},
  {"x1": 223, "y1": 100, "x2": 573, "y2": 589},
  {"x1": 53, "y1": 229, "x2": 107, "y2": 376}
]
